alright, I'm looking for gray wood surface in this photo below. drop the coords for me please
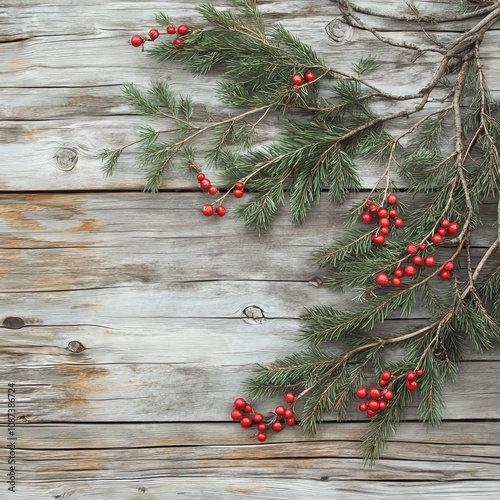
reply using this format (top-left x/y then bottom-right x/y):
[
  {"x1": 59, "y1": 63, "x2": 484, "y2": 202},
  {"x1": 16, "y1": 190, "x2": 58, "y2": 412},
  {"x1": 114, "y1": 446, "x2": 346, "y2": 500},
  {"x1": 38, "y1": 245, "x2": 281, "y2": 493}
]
[{"x1": 1, "y1": 0, "x2": 499, "y2": 498}]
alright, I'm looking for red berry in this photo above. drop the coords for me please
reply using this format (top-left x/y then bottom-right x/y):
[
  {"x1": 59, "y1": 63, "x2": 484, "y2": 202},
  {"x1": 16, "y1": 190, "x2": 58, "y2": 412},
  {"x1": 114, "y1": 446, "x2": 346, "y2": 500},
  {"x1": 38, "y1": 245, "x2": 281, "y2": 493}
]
[
  {"x1": 391, "y1": 277, "x2": 401, "y2": 287},
  {"x1": 361, "y1": 212, "x2": 373, "y2": 224},
  {"x1": 367, "y1": 409, "x2": 377, "y2": 418},
  {"x1": 406, "y1": 371, "x2": 416, "y2": 382},
  {"x1": 440, "y1": 270, "x2": 451, "y2": 280},
  {"x1": 394, "y1": 268, "x2": 404, "y2": 278},
  {"x1": 272, "y1": 421, "x2": 283, "y2": 432},
  {"x1": 284, "y1": 392, "x2": 296, "y2": 403},
  {"x1": 419, "y1": 244, "x2": 427, "y2": 250},
  {"x1": 286, "y1": 417, "x2": 296, "y2": 426},
  {"x1": 234, "y1": 397, "x2": 246, "y2": 409},
  {"x1": 196, "y1": 173, "x2": 205, "y2": 182},
  {"x1": 359, "y1": 402, "x2": 367, "y2": 412},
  {"x1": 256, "y1": 432, "x2": 267, "y2": 442},
  {"x1": 173, "y1": 37, "x2": 185, "y2": 49},
  {"x1": 235, "y1": 181, "x2": 244, "y2": 190},
  {"x1": 371, "y1": 234, "x2": 386, "y2": 245},
  {"x1": 367, "y1": 400, "x2": 380, "y2": 411},
  {"x1": 216, "y1": 206, "x2": 226, "y2": 217},
  {"x1": 448, "y1": 222, "x2": 459, "y2": 234},
  {"x1": 431, "y1": 233, "x2": 443, "y2": 244},
  {"x1": 149, "y1": 28, "x2": 160, "y2": 41},
  {"x1": 375, "y1": 273, "x2": 390, "y2": 286},
  {"x1": 405, "y1": 380, "x2": 418, "y2": 391},
  {"x1": 291, "y1": 73, "x2": 304, "y2": 85},
  {"x1": 368, "y1": 203, "x2": 379, "y2": 213},
  {"x1": 387, "y1": 194, "x2": 398, "y2": 205},
  {"x1": 407, "y1": 244, "x2": 418, "y2": 255},
  {"x1": 380, "y1": 227, "x2": 390, "y2": 235},
  {"x1": 379, "y1": 217, "x2": 390, "y2": 228},
  {"x1": 240, "y1": 416, "x2": 253, "y2": 428},
  {"x1": 177, "y1": 24, "x2": 189, "y2": 35},
  {"x1": 166, "y1": 25, "x2": 176, "y2": 34},
  {"x1": 382, "y1": 390, "x2": 394, "y2": 400},
  {"x1": 413, "y1": 255, "x2": 423, "y2": 266},
  {"x1": 200, "y1": 179, "x2": 211, "y2": 190},
  {"x1": 356, "y1": 387, "x2": 367, "y2": 399},
  {"x1": 424, "y1": 255, "x2": 435, "y2": 267},
  {"x1": 378, "y1": 400, "x2": 387, "y2": 411},
  {"x1": 252, "y1": 413, "x2": 264, "y2": 423},
  {"x1": 389, "y1": 209, "x2": 398, "y2": 218},
  {"x1": 415, "y1": 369, "x2": 424, "y2": 377},
  {"x1": 208, "y1": 185, "x2": 218, "y2": 196},
  {"x1": 379, "y1": 379, "x2": 389, "y2": 387},
  {"x1": 369, "y1": 387, "x2": 381, "y2": 399},
  {"x1": 244, "y1": 404, "x2": 253, "y2": 414},
  {"x1": 404, "y1": 265, "x2": 417, "y2": 276},
  {"x1": 437, "y1": 227, "x2": 447, "y2": 236},
  {"x1": 275, "y1": 406, "x2": 285, "y2": 416},
  {"x1": 393, "y1": 217, "x2": 404, "y2": 228},
  {"x1": 233, "y1": 189, "x2": 244, "y2": 198},
  {"x1": 378, "y1": 208, "x2": 388, "y2": 218},
  {"x1": 443, "y1": 261, "x2": 455, "y2": 271},
  {"x1": 257, "y1": 423, "x2": 267, "y2": 432},
  {"x1": 381, "y1": 371, "x2": 392, "y2": 381},
  {"x1": 304, "y1": 70, "x2": 316, "y2": 82},
  {"x1": 231, "y1": 409, "x2": 243, "y2": 421},
  {"x1": 284, "y1": 409, "x2": 294, "y2": 419},
  {"x1": 130, "y1": 35, "x2": 143, "y2": 47},
  {"x1": 366, "y1": 199, "x2": 374, "y2": 206},
  {"x1": 202, "y1": 204, "x2": 214, "y2": 216},
  {"x1": 441, "y1": 219, "x2": 451, "y2": 228}
]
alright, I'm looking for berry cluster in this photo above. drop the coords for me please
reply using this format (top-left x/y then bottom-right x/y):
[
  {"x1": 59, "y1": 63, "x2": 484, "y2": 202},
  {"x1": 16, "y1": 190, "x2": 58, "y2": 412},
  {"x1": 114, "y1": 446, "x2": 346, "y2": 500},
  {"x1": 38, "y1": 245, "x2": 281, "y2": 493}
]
[
  {"x1": 291, "y1": 71, "x2": 316, "y2": 86},
  {"x1": 356, "y1": 372, "x2": 394, "y2": 418},
  {"x1": 165, "y1": 24, "x2": 190, "y2": 49},
  {"x1": 362, "y1": 194, "x2": 402, "y2": 246},
  {"x1": 374, "y1": 219, "x2": 460, "y2": 287},
  {"x1": 404, "y1": 369, "x2": 424, "y2": 391},
  {"x1": 130, "y1": 28, "x2": 161, "y2": 49},
  {"x1": 230, "y1": 392, "x2": 297, "y2": 443}
]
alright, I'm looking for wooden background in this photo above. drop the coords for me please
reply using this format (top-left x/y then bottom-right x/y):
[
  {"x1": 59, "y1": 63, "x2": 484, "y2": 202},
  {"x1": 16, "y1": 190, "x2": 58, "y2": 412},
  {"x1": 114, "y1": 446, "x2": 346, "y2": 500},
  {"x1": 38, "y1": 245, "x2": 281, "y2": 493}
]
[{"x1": 1, "y1": 0, "x2": 499, "y2": 498}]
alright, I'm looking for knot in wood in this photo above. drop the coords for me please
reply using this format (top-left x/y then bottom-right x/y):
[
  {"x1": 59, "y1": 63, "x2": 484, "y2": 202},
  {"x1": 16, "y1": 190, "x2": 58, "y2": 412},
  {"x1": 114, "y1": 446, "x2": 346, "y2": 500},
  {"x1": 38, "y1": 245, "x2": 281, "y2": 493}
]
[
  {"x1": 2, "y1": 316, "x2": 25, "y2": 329},
  {"x1": 309, "y1": 276, "x2": 323, "y2": 287},
  {"x1": 325, "y1": 17, "x2": 353, "y2": 44},
  {"x1": 67, "y1": 340, "x2": 86, "y2": 354},
  {"x1": 54, "y1": 147, "x2": 78, "y2": 171},
  {"x1": 242, "y1": 305, "x2": 266, "y2": 324}
]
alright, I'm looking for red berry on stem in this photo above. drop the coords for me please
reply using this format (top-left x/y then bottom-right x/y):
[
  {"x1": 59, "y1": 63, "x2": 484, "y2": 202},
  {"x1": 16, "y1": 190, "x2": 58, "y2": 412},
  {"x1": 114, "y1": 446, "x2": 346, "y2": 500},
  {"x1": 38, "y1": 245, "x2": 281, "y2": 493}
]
[
  {"x1": 356, "y1": 387, "x2": 367, "y2": 399},
  {"x1": 366, "y1": 199, "x2": 374, "y2": 206},
  {"x1": 130, "y1": 35, "x2": 143, "y2": 47},
  {"x1": 233, "y1": 189, "x2": 244, "y2": 198},
  {"x1": 407, "y1": 244, "x2": 418, "y2": 255},
  {"x1": 440, "y1": 270, "x2": 451, "y2": 280},
  {"x1": 413, "y1": 255, "x2": 423, "y2": 266},
  {"x1": 216, "y1": 206, "x2": 226, "y2": 217},
  {"x1": 359, "y1": 402, "x2": 367, "y2": 412},
  {"x1": 367, "y1": 409, "x2": 377, "y2": 418},
  {"x1": 389, "y1": 209, "x2": 398, "y2": 218},
  {"x1": 419, "y1": 244, "x2": 427, "y2": 251},
  {"x1": 196, "y1": 173, "x2": 205, "y2": 182},
  {"x1": 406, "y1": 371, "x2": 416, "y2": 382},
  {"x1": 381, "y1": 371, "x2": 392, "y2": 381},
  {"x1": 415, "y1": 369, "x2": 424, "y2": 377},
  {"x1": 405, "y1": 380, "x2": 418, "y2": 391},
  {"x1": 369, "y1": 387, "x2": 381, "y2": 399},
  {"x1": 284, "y1": 409, "x2": 294, "y2": 419},
  {"x1": 177, "y1": 24, "x2": 189, "y2": 35},
  {"x1": 394, "y1": 268, "x2": 404, "y2": 278},
  {"x1": 367, "y1": 399, "x2": 380, "y2": 411},
  {"x1": 257, "y1": 423, "x2": 267, "y2": 432},
  {"x1": 234, "y1": 397, "x2": 246, "y2": 409},
  {"x1": 173, "y1": 37, "x2": 185, "y2": 49},
  {"x1": 441, "y1": 219, "x2": 451, "y2": 228},
  {"x1": 275, "y1": 406, "x2": 285, "y2": 416},
  {"x1": 404, "y1": 265, "x2": 417, "y2": 276},
  {"x1": 431, "y1": 233, "x2": 443, "y2": 244},
  {"x1": 252, "y1": 413, "x2": 264, "y2": 424},
  {"x1": 284, "y1": 392, "x2": 296, "y2": 403},
  {"x1": 379, "y1": 400, "x2": 387, "y2": 411},
  {"x1": 437, "y1": 227, "x2": 447, "y2": 236},
  {"x1": 257, "y1": 432, "x2": 267, "y2": 442},
  {"x1": 424, "y1": 255, "x2": 435, "y2": 267},
  {"x1": 393, "y1": 217, "x2": 404, "y2": 228},
  {"x1": 361, "y1": 212, "x2": 373, "y2": 224},
  {"x1": 379, "y1": 379, "x2": 389, "y2": 387},
  {"x1": 240, "y1": 416, "x2": 253, "y2": 428},
  {"x1": 272, "y1": 421, "x2": 283, "y2": 432},
  {"x1": 286, "y1": 417, "x2": 296, "y2": 426},
  {"x1": 291, "y1": 73, "x2": 304, "y2": 85},
  {"x1": 378, "y1": 208, "x2": 388, "y2": 218},
  {"x1": 166, "y1": 25, "x2": 176, "y2": 34},
  {"x1": 244, "y1": 404, "x2": 253, "y2": 414},
  {"x1": 235, "y1": 181, "x2": 244, "y2": 190},
  {"x1": 448, "y1": 222, "x2": 459, "y2": 234},
  {"x1": 387, "y1": 193, "x2": 399, "y2": 205},
  {"x1": 380, "y1": 227, "x2": 390, "y2": 235},
  {"x1": 231, "y1": 409, "x2": 243, "y2": 421},
  {"x1": 368, "y1": 203, "x2": 379, "y2": 213},
  {"x1": 443, "y1": 261, "x2": 455, "y2": 271},
  {"x1": 383, "y1": 390, "x2": 394, "y2": 400},
  {"x1": 200, "y1": 179, "x2": 211, "y2": 190},
  {"x1": 304, "y1": 70, "x2": 316, "y2": 82},
  {"x1": 208, "y1": 185, "x2": 218, "y2": 196},
  {"x1": 375, "y1": 273, "x2": 390, "y2": 286},
  {"x1": 372, "y1": 234, "x2": 386, "y2": 245},
  {"x1": 391, "y1": 277, "x2": 401, "y2": 287},
  {"x1": 202, "y1": 204, "x2": 214, "y2": 216},
  {"x1": 379, "y1": 217, "x2": 390, "y2": 228},
  {"x1": 149, "y1": 28, "x2": 160, "y2": 41}
]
